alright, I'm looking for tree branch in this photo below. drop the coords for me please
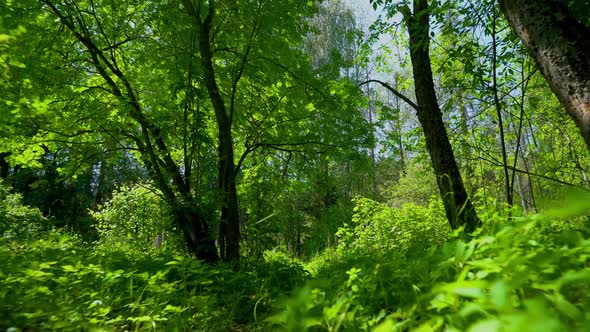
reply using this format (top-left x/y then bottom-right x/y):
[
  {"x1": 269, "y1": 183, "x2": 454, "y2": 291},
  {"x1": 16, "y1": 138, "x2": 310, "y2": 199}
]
[
  {"x1": 467, "y1": 155, "x2": 590, "y2": 191},
  {"x1": 359, "y1": 79, "x2": 419, "y2": 111},
  {"x1": 234, "y1": 140, "x2": 338, "y2": 175}
]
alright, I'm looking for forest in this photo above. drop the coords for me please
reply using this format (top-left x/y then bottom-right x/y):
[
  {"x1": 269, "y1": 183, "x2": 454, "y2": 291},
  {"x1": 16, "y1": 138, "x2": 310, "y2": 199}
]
[{"x1": 1, "y1": 0, "x2": 590, "y2": 330}]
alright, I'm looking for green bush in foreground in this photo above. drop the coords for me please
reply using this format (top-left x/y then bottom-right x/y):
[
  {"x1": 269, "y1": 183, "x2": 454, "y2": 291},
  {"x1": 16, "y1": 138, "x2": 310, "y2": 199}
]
[
  {"x1": 270, "y1": 214, "x2": 590, "y2": 331},
  {"x1": 0, "y1": 233, "x2": 311, "y2": 331},
  {"x1": 0, "y1": 231, "x2": 228, "y2": 331}
]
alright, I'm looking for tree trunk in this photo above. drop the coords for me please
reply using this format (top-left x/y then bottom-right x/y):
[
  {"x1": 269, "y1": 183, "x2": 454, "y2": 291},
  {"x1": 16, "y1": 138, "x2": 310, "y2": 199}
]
[
  {"x1": 94, "y1": 159, "x2": 107, "y2": 206},
  {"x1": 491, "y1": 11, "x2": 513, "y2": 208},
  {"x1": 404, "y1": 0, "x2": 481, "y2": 232},
  {"x1": 0, "y1": 153, "x2": 9, "y2": 178},
  {"x1": 296, "y1": 224, "x2": 302, "y2": 257},
  {"x1": 459, "y1": 94, "x2": 475, "y2": 197},
  {"x1": 186, "y1": 0, "x2": 241, "y2": 264},
  {"x1": 217, "y1": 128, "x2": 240, "y2": 263},
  {"x1": 516, "y1": 173, "x2": 529, "y2": 212},
  {"x1": 499, "y1": 0, "x2": 590, "y2": 151},
  {"x1": 174, "y1": 203, "x2": 219, "y2": 264}
]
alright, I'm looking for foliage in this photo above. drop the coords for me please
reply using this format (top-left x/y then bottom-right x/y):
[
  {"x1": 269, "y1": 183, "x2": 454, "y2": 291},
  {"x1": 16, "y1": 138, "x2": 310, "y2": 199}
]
[
  {"x1": 384, "y1": 160, "x2": 439, "y2": 207},
  {"x1": 0, "y1": 231, "x2": 314, "y2": 331},
  {"x1": 0, "y1": 229, "x2": 309, "y2": 331},
  {"x1": 336, "y1": 196, "x2": 449, "y2": 255},
  {"x1": 257, "y1": 251, "x2": 311, "y2": 294},
  {"x1": 89, "y1": 183, "x2": 179, "y2": 254},
  {"x1": 270, "y1": 212, "x2": 590, "y2": 332},
  {"x1": 0, "y1": 179, "x2": 46, "y2": 242},
  {"x1": 2, "y1": 0, "x2": 590, "y2": 331},
  {"x1": 4, "y1": 203, "x2": 590, "y2": 331},
  {"x1": 0, "y1": 230, "x2": 235, "y2": 331}
]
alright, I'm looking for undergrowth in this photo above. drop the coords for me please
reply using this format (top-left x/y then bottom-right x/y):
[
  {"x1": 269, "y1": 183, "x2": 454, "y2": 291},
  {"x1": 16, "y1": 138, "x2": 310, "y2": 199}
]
[
  {"x1": 2, "y1": 194, "x2": 590, "y2": 331},
  {"x1": 269, "y1": 204, "x2": 590, "y2": 331}
]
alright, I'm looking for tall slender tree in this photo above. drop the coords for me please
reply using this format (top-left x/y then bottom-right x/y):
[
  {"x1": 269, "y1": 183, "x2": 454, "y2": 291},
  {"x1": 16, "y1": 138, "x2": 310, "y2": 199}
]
[
  {"x1": 403, "y1": 0, "x2": 481, "y2": 232},
  {"x1": 368, "y1": 0, "x2": 481, "y2": 232},
  {"x1": 34, "y1": 0, "x2": 220, "y2": 263}
]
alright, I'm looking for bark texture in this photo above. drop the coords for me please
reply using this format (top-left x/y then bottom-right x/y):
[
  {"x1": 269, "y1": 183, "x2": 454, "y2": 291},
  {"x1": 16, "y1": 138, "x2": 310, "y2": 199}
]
[
  {"x1": 499, "y1": 0, "x2": 590, "y2": 150},
  {"x1": 405, "y1": 0, "x2": 481, "y2": 232}
]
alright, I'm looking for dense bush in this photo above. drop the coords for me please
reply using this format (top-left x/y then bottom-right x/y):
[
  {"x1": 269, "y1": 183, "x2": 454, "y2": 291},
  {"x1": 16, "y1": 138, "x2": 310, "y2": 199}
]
[
  {"x1": 0, "y1": 179, "x2": 47, "y2": 242},
  {"x1": 383, "y1": 161, "x2": 439, "y2": 208},
  {"x1": 211, "y1": 250, "x2": 312, "y2": 326},
  {"x1": 335, "y1": 196, "x2": 449, "y2": 255},
  {"x1": 3, "y1": 189, "x2": 590, "y2": 331},
  {"x1": 0, "y1": 234, "x2": 311, "y2": 331},
  {"x1": 257, "y1": 251, "x2": 311, "y2": 294},
  {"x1": 0, "y1": 231, "x2": 237, "y2": 331},
  {"x1": 269, "y1": 213, "x2": 590, "y2": 331},
  {"x1": 89, "y1": 183, "x2": 181, "y2": 254}
]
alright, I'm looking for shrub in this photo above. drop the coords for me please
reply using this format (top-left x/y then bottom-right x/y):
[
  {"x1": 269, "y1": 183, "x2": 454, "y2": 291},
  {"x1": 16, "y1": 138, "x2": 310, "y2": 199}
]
[
  {"x1": 269, "y1": 213, "x2": 590, "y2": 331},
  {"x1": 336, "y1": 196, "x2": 449, "y2": 255},
  {"x1": 0, "y1": 231, "x2": 230, "y2": 331},
  {"x1": 89, "y1": 183, "x2": 180, "y2": 253},
  {"x1": 257, "y1": 251, "x2": 311, "y2": 294},
  {"x1": 384, "y1": 161, "x2": 439, "y2": 208},
  {"x1": 0, "y1": 179, "x2": 47, "y2": 242}
]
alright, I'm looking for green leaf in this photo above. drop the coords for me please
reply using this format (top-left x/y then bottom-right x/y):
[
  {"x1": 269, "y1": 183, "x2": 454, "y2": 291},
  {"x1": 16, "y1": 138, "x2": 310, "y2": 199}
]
[
  {"x1": 61, "y1": 265, "x2": 78, "y2": 272},
  {"x1": 468, "y1": 319, "x2": 501, "y2": 332},
  {"x1": 544, "y1": 293, "x2": 582, "y2": 320}
]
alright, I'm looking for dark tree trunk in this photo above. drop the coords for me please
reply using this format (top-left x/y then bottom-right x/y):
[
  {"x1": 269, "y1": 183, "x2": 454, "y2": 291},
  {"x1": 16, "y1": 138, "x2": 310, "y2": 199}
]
[
  {"x1": 404, "y1": 0, "x2": 481, "y2": 232},
  {"x1": 94, "y1": 159, "x2": 107, "y2": 206},
  {"x1": 499, "y1": 0, "x2": 590, "y2": 150},
  {"x1": 217, "y1": 128, "x2": 240, "y2": 263},
  {"x1": 0, "y1": 153, "x2": 9, "y2": 178},
  {"x1": 186, "y1": 0, "x2": 241, "y2": 264},
  {"x1": 491, "y1": 12, "x2": 513, "y2": 208},
  {"x1": 173, "y1": 203, "x2": 219, "y2": 264},
  {"x1": 296, "y1": 225, "x2": 302, "y2": 257}
]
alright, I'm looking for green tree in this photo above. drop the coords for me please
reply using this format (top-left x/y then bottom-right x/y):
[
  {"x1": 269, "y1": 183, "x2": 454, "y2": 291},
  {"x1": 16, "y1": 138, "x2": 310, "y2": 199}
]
[
  {"x1": 5, "y1": 0, "x2": 369, "y2": 264},
  {"x1": 368, "y1": 0, "x2": 481, "y2": 232}
]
